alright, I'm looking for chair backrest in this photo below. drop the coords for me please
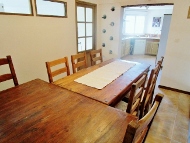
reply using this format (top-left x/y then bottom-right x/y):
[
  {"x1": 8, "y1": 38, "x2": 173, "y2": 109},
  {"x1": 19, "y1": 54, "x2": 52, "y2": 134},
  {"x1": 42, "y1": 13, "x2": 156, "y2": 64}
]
[
  {"x1": 71, "y1": 52, "x2": 87, "y2": 73},
  {"x1": 140, "y1": 64, "x2": 160, "y2": 118},
  {"x1": 90, "y1": 49, "x2": 103, "y2": 66},
  {"x1": 157, "y1": 56, "x2": 164, "y2": 69},
  {"x1": 46, "y1": 57, "x2": 70, "y2": 83},
  {"x1": 0, "y1": 55, "x2": 18, "y2": 86},
  {"x1": 126, "y1": 73, "x2": 147, "y2": 117},
  {"x1": 123, "y1": 94, "x2": 163, "y2": 143}
]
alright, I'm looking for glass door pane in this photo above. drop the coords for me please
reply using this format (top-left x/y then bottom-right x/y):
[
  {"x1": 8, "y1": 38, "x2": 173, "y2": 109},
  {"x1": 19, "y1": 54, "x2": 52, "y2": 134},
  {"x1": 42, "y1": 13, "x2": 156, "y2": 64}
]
[
  {"x1": 77, "y1": 6, "x2": 85, "y2": 22},
  {"x1": 77, "y1": 23, "x2": 85, "y2": 37},
  {"x1": 86, "y1": 37, "x2": 92, "y2": 50},
  {"x1": 86, "y1": 23, "x2": 92, "y2": 36},
  {"x1": 78, "y1": 38, "x2": 85, "y2": 52},
  {"x1": 86, "y1": 8, "x2": 92, "y2": 22}
]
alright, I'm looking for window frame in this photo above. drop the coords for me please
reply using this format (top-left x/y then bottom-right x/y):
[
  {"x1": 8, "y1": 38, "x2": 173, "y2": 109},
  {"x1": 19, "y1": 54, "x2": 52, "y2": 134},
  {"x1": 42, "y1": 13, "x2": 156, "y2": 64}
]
[
  {"x1": 34, "y1": 0, "x2": 67, "y2": 18},
  {"x1": 76, "y1": 1, "x2": 96, "y2": 53},
  {"x1": 0, "y1": 0, "x2": 34, "y2": 16}
]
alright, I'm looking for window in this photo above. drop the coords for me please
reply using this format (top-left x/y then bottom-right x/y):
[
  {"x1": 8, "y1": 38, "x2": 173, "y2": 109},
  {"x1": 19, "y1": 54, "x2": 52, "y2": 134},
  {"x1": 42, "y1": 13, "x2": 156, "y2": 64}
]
[
  {"x1": 76, "y1": 2, "x2": 96, "y2": 52},
  {"x1": 123, "y1": 15, "x2": 145, "y2": 34},
  {"x1": 35, "y1": 0, "x2": 67, "y2": 17},
  {"x1": 0, "y1": 0, "x2": 33, "y2": 15},
  {"x1": 123, "y1": 9, "x2": 147, "y2": 35}
]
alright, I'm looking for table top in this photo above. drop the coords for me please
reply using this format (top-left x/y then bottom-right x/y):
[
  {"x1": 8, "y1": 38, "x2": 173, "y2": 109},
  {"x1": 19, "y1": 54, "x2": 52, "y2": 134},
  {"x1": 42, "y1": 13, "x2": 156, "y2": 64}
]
[
  {"x1": 0, "y1": 79, "x2": 136, "y2": 143},
  {"x1": 54, "y1": 59, "x2": 150, "y2": 106}
]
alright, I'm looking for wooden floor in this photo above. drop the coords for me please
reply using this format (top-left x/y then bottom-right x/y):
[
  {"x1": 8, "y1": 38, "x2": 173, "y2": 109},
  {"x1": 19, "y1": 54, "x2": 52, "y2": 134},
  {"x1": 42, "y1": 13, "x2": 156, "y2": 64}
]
[{"x1": 122, "y1": 54, "x2": 190, "y2": 143}]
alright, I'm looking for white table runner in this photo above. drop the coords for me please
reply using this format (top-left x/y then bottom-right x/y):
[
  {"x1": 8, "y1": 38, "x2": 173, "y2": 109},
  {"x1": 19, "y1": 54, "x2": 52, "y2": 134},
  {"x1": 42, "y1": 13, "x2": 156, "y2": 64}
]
[{"x1": 74, "y1": 60, "x2": 136, "y2": 89}]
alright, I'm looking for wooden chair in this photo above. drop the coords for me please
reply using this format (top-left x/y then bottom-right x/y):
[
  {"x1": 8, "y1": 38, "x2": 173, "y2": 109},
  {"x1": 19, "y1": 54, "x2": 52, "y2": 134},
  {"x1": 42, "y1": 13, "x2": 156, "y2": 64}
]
[
  {"x1": 157, "y1": 56, "x2": 164, "y2": 70},
  {"x1": 71, "y1": 52, "x2": 87, "y2": 73},
  {"x1": 115, "y1": 73, "x2": 147, "y2": 118},
  {"x1": 144, "y1": 56, "x2": 162, "y2": 91},
  {"x1": 123, "y1": 93, "x2": 164, "y2": 143},
  {"x1": 46, "y1": 57, "x2": 70, "y2": 83},
  {"x1": 0, "y1": 55, "x2": 18, "y2": 86},
  {"x1": 90, "y1": 49, "x2": 103, "y2": 66},
  {"x1": 140, "y1": 64, "x2": 161, "y2": 118}
]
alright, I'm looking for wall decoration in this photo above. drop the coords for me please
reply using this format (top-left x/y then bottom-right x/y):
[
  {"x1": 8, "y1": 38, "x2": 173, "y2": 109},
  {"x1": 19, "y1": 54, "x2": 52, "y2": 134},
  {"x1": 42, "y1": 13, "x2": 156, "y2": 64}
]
[
  {"x1": 102, "y1": 29, "x2": 106, "y2": 33},
  {"x1": 36, "y1": 0, "x2": 67, "y2": 17},
  {"x1": 111, "y1": 6, "x2": 115, "y2": 11},
  {"x1": 0, "y1": 0, "x2": 33, "y2": 15},
  {"x1": 110, "y1": 36, "x2": 113, "y2": 40},
  {"x1": 152, "y1": 17, "x2": 161, "y2": 27},
  {"x1": 102, "y1": 14, "x2": 106, "y2": 19},
  {"x1": 110, "y1": 22, "x2": 114, "y2": 26}
]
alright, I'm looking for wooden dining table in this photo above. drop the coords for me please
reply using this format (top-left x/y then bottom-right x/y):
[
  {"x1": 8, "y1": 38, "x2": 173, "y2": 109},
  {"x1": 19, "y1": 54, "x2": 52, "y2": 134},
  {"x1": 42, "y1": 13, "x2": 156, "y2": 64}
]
[
  {"x1": 54, "y1": 58, "x2": 150, "y2": 106},
  {"x1": 0, "y1": 79, "x2": 136, "y2": 143}
]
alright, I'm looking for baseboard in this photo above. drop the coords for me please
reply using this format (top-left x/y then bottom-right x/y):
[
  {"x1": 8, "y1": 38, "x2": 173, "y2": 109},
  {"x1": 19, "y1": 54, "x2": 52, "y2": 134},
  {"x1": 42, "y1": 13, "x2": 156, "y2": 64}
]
[{"x1": 158, "y1": 85, "x2": 190, "y2": 95}]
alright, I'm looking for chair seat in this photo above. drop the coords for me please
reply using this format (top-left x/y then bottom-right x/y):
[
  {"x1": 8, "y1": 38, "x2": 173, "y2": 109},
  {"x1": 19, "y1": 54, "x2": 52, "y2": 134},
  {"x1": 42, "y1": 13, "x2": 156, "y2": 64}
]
[
  {"x1": 124, "y1": 92, "x2": 130, "y2": 98},
  {"x1": 123, "y1": 88, "x2": 142, "y2": 101},
  {"x1": 122, "y1": 92, "x2": 130, "y2": 102},
  {"x1": 115, "y1": 101, "x2": 138, "y2": 116},
  {"x1": 123, "y1": 94, "x2": 164, "y2": 143},
  {"x1": 115, "y1": 101, "x2": 128, "y2": 112},
  {"x1": 116, "y1": 73, "x2": 147, "y2": 119}
]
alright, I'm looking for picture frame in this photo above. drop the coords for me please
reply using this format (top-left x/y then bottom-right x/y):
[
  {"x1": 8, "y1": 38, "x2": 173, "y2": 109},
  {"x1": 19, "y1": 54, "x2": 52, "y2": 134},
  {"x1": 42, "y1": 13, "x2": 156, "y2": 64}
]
[{"x1": 152, "y1": 17, "x2": 161, "y2": 27}]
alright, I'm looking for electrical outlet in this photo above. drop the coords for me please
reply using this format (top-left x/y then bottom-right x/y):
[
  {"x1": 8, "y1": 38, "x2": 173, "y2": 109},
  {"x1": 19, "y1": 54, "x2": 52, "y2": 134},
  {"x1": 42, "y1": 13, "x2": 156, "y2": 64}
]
[{"x1": 109, "y1": 50, "x2": 112, "y2": 54}]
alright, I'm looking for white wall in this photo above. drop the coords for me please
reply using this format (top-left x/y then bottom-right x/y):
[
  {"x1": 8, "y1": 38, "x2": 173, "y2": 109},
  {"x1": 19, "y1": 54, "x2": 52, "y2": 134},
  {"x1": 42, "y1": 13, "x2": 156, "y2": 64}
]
[
  {"x1": 98, "y1": 3, "x2": 122, "y2": 60},
  {"x1": 145, "y1": 9, "x2": 173, "y2": 35},
  {"x1": 97, "y1": 0, "x2": 190, "y2": 92},
  {"x1": 0, "y1": 0, "x2": 77, "y2": 90},
  {"x1": 1, "y1": 0, "x2": 190, "y2": 92},
  {"x1": 160, "y1": 0, "x2": 190, "y2": 92},
  {"x1": 0, "y1": 0, "x2": 100, "y2": 91}
]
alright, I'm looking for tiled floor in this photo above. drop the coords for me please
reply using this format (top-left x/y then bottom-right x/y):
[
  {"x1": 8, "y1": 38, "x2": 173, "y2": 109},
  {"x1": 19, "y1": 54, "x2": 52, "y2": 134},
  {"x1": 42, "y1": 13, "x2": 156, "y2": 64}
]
[{"x1": 122, "y1": 54, "x2": 190, "y2": 143}]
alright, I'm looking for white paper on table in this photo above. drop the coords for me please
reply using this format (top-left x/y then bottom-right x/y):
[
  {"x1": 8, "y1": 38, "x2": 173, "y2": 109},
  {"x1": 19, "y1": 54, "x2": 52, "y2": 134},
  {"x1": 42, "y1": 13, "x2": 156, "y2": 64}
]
[{"x1": 74, "y1": 60, "x2": 136, "y2": 89}]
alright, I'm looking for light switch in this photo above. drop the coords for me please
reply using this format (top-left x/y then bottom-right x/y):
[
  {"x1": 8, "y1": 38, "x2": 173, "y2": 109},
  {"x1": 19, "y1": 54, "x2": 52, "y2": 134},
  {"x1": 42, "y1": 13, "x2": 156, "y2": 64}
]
[{"x1": 188, "y1": 6, "x2": 190, "y2": 19}]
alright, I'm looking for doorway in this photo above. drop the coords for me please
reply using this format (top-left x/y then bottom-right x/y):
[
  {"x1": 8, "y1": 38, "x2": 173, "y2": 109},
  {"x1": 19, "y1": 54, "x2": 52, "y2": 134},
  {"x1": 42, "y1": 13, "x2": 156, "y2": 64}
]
[
  {"x1": 121, "y1": 4, "x2": 173, "y2": 68},
  {"x1": 76, "y1": 1, "x2": 97, "y2": 66}
]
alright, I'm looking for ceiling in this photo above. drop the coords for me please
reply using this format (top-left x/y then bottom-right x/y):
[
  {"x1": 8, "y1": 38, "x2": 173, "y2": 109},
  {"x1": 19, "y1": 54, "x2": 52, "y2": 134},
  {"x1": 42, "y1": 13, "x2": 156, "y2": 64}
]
[{"x1": 126, "y1": 5, "x2": 174, "y2": 10}]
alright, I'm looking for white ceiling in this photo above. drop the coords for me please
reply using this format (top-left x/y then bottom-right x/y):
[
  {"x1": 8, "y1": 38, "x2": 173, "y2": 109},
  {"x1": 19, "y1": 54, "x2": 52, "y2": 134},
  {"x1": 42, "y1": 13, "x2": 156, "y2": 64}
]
[{"x1": 126, "y1": 5, "x2": 173, "y2": 10}]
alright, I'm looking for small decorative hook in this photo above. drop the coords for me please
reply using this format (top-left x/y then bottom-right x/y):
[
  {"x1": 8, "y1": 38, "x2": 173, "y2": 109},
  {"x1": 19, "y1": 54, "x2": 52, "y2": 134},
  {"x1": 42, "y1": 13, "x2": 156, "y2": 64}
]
[
  {"x1": 102, "y1": 15, "x2": 106, "y2": 19},
  {"x1": 110, "y1": 22, "x2": 114, "y2": 26},
  {"x1": 111, "y1": 7, "x2": 115, "y2": 11},
  {"x1": 102, "y1": 29, "x2": 106, "y2": 33}
]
